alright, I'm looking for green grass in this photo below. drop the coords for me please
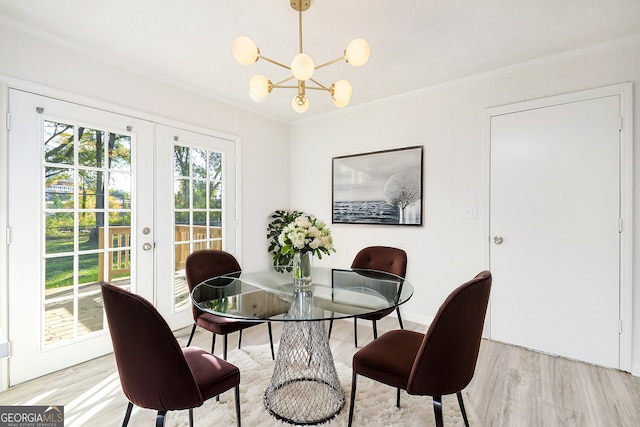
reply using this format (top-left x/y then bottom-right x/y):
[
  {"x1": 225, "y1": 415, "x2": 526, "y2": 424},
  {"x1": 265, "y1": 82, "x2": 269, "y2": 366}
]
[{"x1": 45, "y1": 233, "x2": 129, "y2": 289}]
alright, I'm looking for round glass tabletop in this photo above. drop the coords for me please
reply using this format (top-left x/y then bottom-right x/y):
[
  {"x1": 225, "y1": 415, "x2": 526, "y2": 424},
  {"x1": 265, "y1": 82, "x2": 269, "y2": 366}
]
[{"x1": 191, "y1": 267, "x2": 413, "y2": 322}]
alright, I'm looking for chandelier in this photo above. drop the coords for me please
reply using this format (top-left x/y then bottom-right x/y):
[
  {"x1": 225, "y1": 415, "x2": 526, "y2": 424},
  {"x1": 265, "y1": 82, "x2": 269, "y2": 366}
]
[{"x1": 231, "y1": 0, "x2": 370, "y2": 114}]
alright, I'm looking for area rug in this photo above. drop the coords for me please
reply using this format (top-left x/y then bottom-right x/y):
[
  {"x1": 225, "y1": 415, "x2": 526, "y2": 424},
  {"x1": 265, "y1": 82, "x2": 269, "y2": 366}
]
[{"x1": 170, "y1": 344, "x2": 481, "y2": 426}]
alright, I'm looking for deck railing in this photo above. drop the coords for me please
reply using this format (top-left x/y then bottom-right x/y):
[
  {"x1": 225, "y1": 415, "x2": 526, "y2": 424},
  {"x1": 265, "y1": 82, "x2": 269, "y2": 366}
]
[
  {"x1": 97, "y1": 225, "x2": 222, "y2": 281},
  {"x1": 98, "y1": 226, "x2": 130, "y2": 282}
]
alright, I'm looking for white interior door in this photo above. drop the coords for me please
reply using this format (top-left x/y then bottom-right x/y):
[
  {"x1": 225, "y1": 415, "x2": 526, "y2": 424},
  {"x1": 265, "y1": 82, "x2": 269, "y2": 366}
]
[
  {"x1": 7, "y1": 89, "x2": 154, "y2": 385},
  {"x1": 489, "y1": 90, "x2": 625, "y2": 369}
]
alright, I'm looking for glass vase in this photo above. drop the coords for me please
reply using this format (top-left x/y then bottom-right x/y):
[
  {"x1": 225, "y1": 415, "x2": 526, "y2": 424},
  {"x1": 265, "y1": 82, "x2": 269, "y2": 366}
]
[{"x1": 292, "y1": 251, "x2": 312, "y2": 290}]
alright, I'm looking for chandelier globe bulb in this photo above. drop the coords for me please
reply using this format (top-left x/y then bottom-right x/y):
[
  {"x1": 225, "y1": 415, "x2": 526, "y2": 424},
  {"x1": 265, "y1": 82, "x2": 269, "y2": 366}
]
[
  {"x1": 232, "y1": 36, "x2": 259, "y2": 65},
  {"x1": 291, "y1": 94, "x2": 310, "y2": 113},
  {"x1": 345, "y1": 38, "x2": 370, "y2": 67},
  {"x1": 249, "y1": 74, "x2": 271, "y2": 99},
  {"x1": 291, "y1": 53, "x2": 315, "y2": 81},
  {"x1": 332, "y1": 79, "x2": 353, "y2": 101}
]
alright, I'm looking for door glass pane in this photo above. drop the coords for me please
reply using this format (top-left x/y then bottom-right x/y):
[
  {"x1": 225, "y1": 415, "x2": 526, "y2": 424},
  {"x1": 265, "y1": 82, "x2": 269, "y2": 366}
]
[
  {"x1": 209, "y1": 181, "x2": 222, "y2": 208},
  {"x1": 44, "y1": 300, "x2": 73, "y2": 345},
  {"x1": 193, "y1": 211, "x2": 206, "y2": 229},
  {"x1": 78, "y1": 290, "x2": 104, "y2": 337},
  {"x1": 78, "y1": 252, "x2": 102, "y2": 334},
  {"x1": 42, "y1": 120, "x2": 134, "y2": 347},
  {"x1": 109, "y1": 172, "x2": 131, "y2": 209},
  {"x1": 173, "y1": 143, "x2": 225, "y2": 309},
  {"x1": 209, "y1": 151, "x2": 222, "y2": 178},
  {"x1": 45, "y1": 167, "x2": 74, "y2": 209},
  {"x1": 193, "y1": 180, "x2": 207, "y2": 208},
  {"x1": 79, "y1": 169, "x2": 99, "y2": 208},
  {"x1": 44, "y1": 120, "x2": 74, "y2": 165},
  {"x1": 174, "y1": 178, "x2": 189, "y2": 209},
  {"x1": 78, "y1": 128, "x2": 104, "y2": 168},
  {"x1": 45, "y1": 213, "x2": 74, "y2": 254},
  {"x1": 175, "y1": 243, "x2": 190, "y2": 274},
  {"x1": 43, "y1": 257, "x2": 74, "y2": 343},
  {"x1": 210, "y1": 211, "x2": 222, "y2": 228},
  {"x1": 109, "y1": 134, "x2": 132, "y2": 171},
  {"x1": 192, "y1": 148, "x2": 207, "y2": 179}
]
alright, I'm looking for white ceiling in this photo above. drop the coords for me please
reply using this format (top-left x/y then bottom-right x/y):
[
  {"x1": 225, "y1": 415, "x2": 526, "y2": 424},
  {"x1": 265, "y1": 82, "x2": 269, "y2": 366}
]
[{"x1": 0, "y1": 0, "x2": 639, "y2": 123}]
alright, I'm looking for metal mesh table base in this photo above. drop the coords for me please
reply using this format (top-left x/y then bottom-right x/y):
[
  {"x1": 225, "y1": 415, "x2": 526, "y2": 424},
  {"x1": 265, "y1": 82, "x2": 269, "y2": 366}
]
[{"x1": 264, "y1": 320, "x2": 345, "y2": 425}]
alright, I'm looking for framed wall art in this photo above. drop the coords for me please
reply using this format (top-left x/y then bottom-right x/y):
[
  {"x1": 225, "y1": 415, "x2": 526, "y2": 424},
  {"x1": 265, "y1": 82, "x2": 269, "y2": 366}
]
[{"x1": 332, "y1": 145, "x2": 423, "y2": 225}]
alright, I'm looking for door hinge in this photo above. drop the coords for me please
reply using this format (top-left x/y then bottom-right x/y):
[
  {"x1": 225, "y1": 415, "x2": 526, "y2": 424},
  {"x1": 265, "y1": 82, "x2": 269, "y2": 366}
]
[
  {"x1": 618, "y1": 320, "x2": 623, "y2": 334},
  {"x1": 6, "y1": 112, "x2": 10, "y2": 131},
  {"x1": 618, "y1": 116, "x2": 623, "y2": 131},
  {"x1": 5, "y1": 228, "x2": 10, "y2": 245},
  {"x1": 619, "y1": 218, "x2": 623, "y2": 233}
]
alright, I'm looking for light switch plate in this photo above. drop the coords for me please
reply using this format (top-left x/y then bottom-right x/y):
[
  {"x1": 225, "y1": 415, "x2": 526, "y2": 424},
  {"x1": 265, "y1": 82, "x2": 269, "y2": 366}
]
[{"x1": 462, "y1": 206, "x2": 478, "y2": 219}]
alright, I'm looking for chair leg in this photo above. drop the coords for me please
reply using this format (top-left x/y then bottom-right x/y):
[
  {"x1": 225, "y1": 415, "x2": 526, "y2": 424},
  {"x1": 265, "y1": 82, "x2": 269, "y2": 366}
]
[
  {"x1": 186, "y1": 324, "x2": 197, "y2": 347},
  {"x1": 211, "y1": 333, "x2": 216, "y2": 354},
  {"x1": 328, "y1": 316, "x2": 334, "y2": 338},
  {"x1": 213, "y1": 334, "x2": 229, "y2": 403},
  {"x1": 155, "y1": 410, "x2": 167, "y2": 427},
  {"x1": 267, "y1": 322, "x2": 275, "y2": 360},
  {"x1": 223, "y1": 334, "x2": 229, "y2": 360},
  {"x1": 353, "y1": 318, "x2": 358, "y2": 347},
  {"x1": 238, "y1": 330, "x2": 243, "y2": 349},
  {"x1": 396, "y1": 306, "x2": 404, "y2": 329},
  {"x1": 121, "y1": 401, "x2": 133, "y2": 427},
  {"x1": 433, "y1": 395, "x2": 443, "y2": 427},
  {"x1": 457, "y1": 391, "x2": 470, "y2": 427},
  {"x1": 234, "y1": 385, "x2": 242, "y2": 427},
  {"x1": 396, "y1": 388, "x2": 401, "y2": 408},
  {"x1": 188, "y1": 408, "x2": 194, "y2": 427},
  {"x1": 372, "y1": 320, "x2": 378, "y2": 339},
  {"x1": 347, "y1": 371, "x2": 358, "y2": 427}
]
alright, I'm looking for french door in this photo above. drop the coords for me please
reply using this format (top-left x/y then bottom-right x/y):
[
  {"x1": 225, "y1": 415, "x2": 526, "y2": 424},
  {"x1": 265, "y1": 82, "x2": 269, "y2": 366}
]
[
  {"x1": 154, "y1": 124, "x2": 237, "y2": 330},
  {"x1": 6, "y1": 89, "x2": 237, "y2": 384}
]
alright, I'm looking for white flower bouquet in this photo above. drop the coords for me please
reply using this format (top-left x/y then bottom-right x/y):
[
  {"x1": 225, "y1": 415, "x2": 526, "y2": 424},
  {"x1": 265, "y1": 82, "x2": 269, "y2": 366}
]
[{"x1": 267, "y1": 210, "x2": 335, "y2": 272}]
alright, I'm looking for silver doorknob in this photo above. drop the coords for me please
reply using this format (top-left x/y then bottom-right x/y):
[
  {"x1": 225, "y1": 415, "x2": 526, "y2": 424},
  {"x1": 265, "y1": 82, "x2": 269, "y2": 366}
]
[
  {"x1": 142, "y1": 242, "x2": 153, "y2": 251},
  {"x1": 493, "y1": 236, "x2": 504, "y2": 245}
]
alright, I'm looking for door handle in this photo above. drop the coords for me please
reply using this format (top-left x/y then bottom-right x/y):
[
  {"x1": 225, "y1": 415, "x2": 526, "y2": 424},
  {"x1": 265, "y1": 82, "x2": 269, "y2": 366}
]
[
  {"x1": 142, "y1": 242, "x2": 153, "y2": 251},
  {"x1": 493, "y1": 236, "x2": 504, "y2": 245}
]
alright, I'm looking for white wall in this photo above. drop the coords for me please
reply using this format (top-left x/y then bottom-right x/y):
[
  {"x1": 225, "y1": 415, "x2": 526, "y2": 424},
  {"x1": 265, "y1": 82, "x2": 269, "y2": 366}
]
[{"x1": 290, "y1": 38, "x2": 640, "y2": 374}]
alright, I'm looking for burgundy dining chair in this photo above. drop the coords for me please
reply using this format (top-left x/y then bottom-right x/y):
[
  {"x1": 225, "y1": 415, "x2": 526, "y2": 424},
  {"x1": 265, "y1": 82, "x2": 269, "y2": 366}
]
[
  {"x1": 101, "y1": 282, "x2": 241, "y2": 427},
  {"x1": 185, "y1": 249, "x2": 274, "y2": 360},
  {"x1": 329, "y1": 246, "x2": 407, "y2": 346},
  {"x1": 347, "y1": 270, "x2": 492, "y2": 427}
]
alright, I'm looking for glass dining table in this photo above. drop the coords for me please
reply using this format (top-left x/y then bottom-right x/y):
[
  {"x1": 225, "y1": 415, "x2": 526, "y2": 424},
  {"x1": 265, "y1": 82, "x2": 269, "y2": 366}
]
[{"x1": 191, "y1": 267, "x2": 413, "y2": 425}]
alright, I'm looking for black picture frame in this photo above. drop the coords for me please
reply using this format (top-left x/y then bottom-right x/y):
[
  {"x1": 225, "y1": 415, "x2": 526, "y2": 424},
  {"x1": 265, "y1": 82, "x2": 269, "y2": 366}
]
[{"x1": 332, "y1": 145, "x2": 423, "y2": 225}]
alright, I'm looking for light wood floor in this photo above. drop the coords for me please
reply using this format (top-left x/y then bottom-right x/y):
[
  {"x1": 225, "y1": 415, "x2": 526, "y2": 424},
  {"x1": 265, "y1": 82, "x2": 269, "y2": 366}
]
[{"x1": 1, "y1": 317, "x2": 639, "y2": 426}]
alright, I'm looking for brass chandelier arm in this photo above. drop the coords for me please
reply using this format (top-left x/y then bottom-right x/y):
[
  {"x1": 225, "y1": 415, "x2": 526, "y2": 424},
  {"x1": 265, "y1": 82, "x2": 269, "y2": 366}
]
[
  {"x1": 305, "y1": 85, "x2": 331, "y2": 92},
  {"x1": 308, "y1": 78, "x2": 330, "y2": 91},
  {"x1": 314, "y1": 56, "x2": 346, "y2": 70},
  {"x1": 271, "y1": 78, "x2": 330, "y2": 92},
  {"x1": 273, "y1": 76, "x2": 297, "y2": 86},
  {"x1": 272, "y1": 84, "x2": 299, "y2": 90},
  {"x1": 259, "y1": 55, "x2": 291, "y2": 70}
]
